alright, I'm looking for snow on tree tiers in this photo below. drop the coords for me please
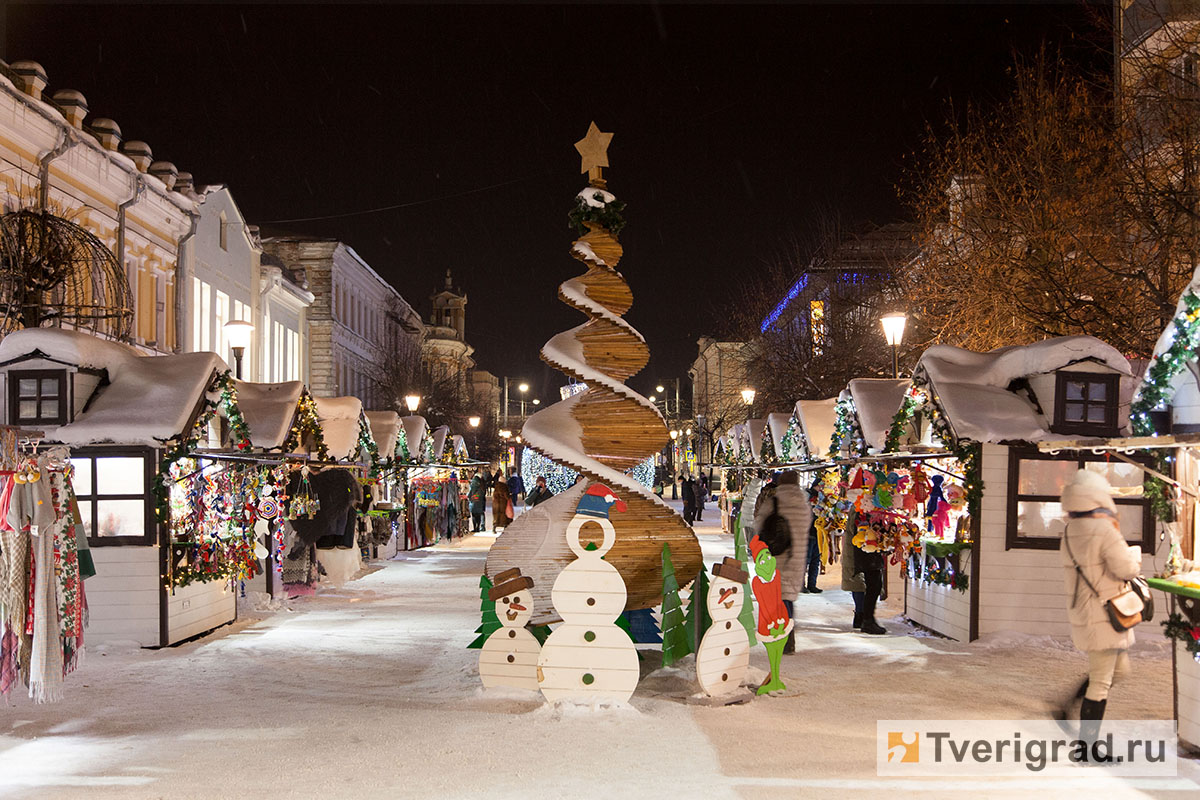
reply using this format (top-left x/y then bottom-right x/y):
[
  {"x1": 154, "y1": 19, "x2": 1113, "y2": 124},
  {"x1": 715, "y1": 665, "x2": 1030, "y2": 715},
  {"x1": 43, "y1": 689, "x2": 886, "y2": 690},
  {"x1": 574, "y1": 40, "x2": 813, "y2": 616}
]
[{"x1": 488, "y1": 177, "x2": 699, "y2": 622}]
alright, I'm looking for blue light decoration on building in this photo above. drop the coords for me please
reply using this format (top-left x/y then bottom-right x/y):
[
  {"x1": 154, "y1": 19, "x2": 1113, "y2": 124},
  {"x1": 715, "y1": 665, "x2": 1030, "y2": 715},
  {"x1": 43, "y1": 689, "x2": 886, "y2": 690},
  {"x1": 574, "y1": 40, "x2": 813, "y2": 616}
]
[{"x1": 760, "y1": 275, "x2": 809, "y2": 332}]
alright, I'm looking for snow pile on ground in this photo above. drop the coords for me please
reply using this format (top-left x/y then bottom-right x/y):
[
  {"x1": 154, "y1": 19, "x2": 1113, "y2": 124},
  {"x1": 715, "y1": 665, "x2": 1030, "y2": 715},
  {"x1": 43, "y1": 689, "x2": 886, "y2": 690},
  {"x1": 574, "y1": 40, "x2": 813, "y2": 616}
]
[{"x1": 0, "y1": 511, "x2": 1191, "y2": 799}]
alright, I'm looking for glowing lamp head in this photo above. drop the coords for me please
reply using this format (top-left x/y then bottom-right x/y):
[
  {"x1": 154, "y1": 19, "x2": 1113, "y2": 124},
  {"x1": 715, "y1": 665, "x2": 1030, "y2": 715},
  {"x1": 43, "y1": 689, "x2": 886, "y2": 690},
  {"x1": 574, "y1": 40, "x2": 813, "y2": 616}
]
[
  {"x1": 648, "y1": 395, "x2": 657, "y2": 402},
  {"x1": 224, "y1": 319, "x2": 254, "y2": 350},
  {"x1": 532, "y1": 398, "x2": 540, "y2": 405},
  {"x1": 881, "y1": 312, "x2": 908, "y2": 347},
  {"x1": 468, "y1": 416, "x2": 481, "y2": 428},
  {"x1": 404, "y1": 395, "x2": 421, "y2": 413},
  {"x1": 741, "y1": 388, "x2": 756, "y2": 406},
  {"x1": 518, "y1": 382, "x2": 529, "y2": 393},
  {"x1": 670, "y1": 430, "x2": 679, "y2": 440},
  {"x1": 656, "y1": 384, "x2": 665, "y2": 393}
]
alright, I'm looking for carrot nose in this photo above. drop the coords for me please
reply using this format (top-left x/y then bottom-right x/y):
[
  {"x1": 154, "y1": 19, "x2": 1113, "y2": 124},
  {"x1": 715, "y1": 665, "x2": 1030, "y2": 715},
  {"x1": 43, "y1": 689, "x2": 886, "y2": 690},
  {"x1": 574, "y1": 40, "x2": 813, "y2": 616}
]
[{"x1": 510, "y1": 602, "x2": 526, "y2": 611}]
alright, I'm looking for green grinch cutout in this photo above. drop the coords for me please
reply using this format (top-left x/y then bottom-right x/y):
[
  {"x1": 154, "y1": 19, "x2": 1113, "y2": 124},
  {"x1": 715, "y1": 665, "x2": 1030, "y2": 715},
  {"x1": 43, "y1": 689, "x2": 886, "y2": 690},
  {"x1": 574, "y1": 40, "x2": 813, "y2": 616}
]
[{"x1": 750, "y1": 535, "x2": 793, "y2": 695}]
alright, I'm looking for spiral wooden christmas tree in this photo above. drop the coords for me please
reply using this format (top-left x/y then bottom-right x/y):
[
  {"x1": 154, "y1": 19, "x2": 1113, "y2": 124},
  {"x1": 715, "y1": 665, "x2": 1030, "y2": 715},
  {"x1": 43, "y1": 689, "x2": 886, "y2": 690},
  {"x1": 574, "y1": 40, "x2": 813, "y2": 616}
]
[{"x1": 487, "y1": 123, "x2": 701, "y2": 621}]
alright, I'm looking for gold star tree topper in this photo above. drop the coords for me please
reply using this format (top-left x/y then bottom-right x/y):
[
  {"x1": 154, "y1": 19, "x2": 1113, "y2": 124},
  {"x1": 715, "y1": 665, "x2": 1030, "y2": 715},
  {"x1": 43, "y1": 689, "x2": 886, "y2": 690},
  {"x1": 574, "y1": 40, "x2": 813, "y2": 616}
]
[{"x1": 574, "y1": 121, "x2": 613, "y2": 185}]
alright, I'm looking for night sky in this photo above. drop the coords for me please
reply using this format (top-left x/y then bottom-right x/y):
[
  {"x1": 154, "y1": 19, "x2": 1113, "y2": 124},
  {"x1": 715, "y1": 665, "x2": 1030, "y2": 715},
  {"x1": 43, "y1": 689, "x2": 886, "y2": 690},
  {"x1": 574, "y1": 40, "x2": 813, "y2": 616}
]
[{"x1": 3, "y1": 2, "x2": 1103, "y2": 404}]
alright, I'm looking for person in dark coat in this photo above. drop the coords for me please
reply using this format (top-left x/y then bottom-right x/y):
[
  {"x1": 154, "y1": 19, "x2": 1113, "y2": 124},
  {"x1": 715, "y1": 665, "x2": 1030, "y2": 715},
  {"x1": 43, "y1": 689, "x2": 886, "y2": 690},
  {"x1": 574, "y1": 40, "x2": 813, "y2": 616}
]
[
  {"x1": 507, "y1": 470, "x2": 526, "y2": 506},
  {"x1": 802, "y1": 487, "x2": 822, "y2": 593},
  {"x1": 696, "y1": 473, "x2": 708, "y2": 521},
  {"x1": 525, "y1": 475, "x2": 553, "y2": 507},
  {"x1": 842, "y1": 509, "x2": 886, "y2": 635},
  {"x1": 679, "y1": 474, "x2": 697, "y2": 523},
  {"x1": 468, "y1": 473, "x2": 487, "y2": 532}
]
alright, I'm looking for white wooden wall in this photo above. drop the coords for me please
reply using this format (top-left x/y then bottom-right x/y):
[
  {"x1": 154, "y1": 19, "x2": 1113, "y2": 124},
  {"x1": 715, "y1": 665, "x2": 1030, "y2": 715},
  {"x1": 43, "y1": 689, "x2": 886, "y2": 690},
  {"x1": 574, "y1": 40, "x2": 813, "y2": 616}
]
[
  {"x1": 1178, "y1": 642, "x2": 1200, "y2": 751},
  {"x1": 904, "y1": 567, "x2": 971, "y2": 642},
  {"x1": 908, "y1": 444, "x2": 1168, "y2": 642},
  {"x1": 167, "y1": 578, "x2": 235, "y2": 645},
  {"x1": 84, "y1": 547, "x2": 160, "y2": 646},
  {"x1": 84, "y1": 546, "x2": 236, "y2": 647}
]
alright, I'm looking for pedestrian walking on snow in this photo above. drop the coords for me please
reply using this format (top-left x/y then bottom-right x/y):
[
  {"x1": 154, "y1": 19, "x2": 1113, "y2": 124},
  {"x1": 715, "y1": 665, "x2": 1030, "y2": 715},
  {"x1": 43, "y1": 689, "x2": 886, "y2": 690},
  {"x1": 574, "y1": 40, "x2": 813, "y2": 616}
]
[
  {"x1": 753, "y1": 471, "x2": 811, "y2": 653},
  {"x1": 467, "y1": 473, "x2": 487, "y2": 532},
  {"x1": 492, "y1": 478, "x2": 513, "y2": 532},
  {"x1": 680, "y1": 474, "x2": 697, "y2": 524},
  {"x1": 1056, "y1": 469, "x2": 1143, "y2": 738},
  {"x1": 801, "y1": 487, "x2": 822, "y2": 593},
  {"x1": 696, "y1": 473, "x2": 708, "y2": 521}
]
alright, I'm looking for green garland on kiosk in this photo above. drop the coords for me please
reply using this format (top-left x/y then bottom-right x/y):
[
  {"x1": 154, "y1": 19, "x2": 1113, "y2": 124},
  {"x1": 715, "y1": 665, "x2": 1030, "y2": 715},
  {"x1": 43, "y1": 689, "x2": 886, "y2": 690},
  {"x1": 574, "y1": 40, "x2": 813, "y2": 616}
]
[
  {"x1": 152, "y1": 370, "x2": 254, "y2": 525},
  {"x1": 759, "y1": 425, "x2": 777, "y2": 466},
  {"x1": 830, "y1": 396, "x2": 866, "y2": 457},
  {"x1": 357, "y1": 414, "x2": 381, "y2": 479},
  {"x1": 1127, "y1": 293, "x2": 1200, "y2": 522},
  {"x1": 1163, "y1": 612, "x2": 1200, "y2": 662},
  {"x1": 882, "y1": 377, "x2": 983, "y2": 517},
  {"x1": 282, "y1": 391, "x2": 331, "y2": 461}
]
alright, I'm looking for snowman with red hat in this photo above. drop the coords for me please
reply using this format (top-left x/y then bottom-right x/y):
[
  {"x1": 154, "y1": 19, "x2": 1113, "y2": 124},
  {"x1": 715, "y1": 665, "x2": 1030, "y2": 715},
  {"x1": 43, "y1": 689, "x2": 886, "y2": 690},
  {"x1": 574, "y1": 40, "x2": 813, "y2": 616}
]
[{"x1": 537, "y1": 483, "x2": 639, "y2": 704}]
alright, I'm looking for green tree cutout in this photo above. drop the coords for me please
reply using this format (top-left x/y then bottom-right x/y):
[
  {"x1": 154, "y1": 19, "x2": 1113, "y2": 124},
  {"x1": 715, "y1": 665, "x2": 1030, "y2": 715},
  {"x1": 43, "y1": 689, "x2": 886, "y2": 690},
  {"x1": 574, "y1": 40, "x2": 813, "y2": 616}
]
[
  {"x1": 734, "y1": 522, "x2": 757, "y2": 647},
  {"x1": 660, "y1": 543, "x2": 691, "y2": 666},
  {"x1": 467, "y1": 574, "x2": 500, "y2": 649},
  {"x1": 683, "y1": 568, "x2": 712, "y2": 654}
]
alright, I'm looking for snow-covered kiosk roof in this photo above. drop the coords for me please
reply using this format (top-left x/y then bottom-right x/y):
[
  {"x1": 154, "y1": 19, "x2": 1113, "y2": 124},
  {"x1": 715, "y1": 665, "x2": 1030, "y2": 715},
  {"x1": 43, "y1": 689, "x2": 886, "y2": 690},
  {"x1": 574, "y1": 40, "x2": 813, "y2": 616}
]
[
  {"x1": 794, "y1": 397, "x2": 838, "y2": 461},
  {"x1": 431, "y1": 425, "x2": 451, "y2": 462},
  {"x1": 399, "y1": 415, "x2": 429, "y2": 462},
  {"x1": 766, "y1": 412, "x2": 793, "y2": 463},
  {"x1": 366, "y1": 410, "x2": 400, "y2": 459},
  {"x1": 746, "y1": 418, "x2": 767, "y2": 462},
  {"x1": 0, "y1": 328, "x2": 230, "y2": 447},
  {"x1": 233, "y1": 380, "x2": 304, "y2": 449},
  {"x1": 314, "y1": 396, "x2": 370, "y2": 461},
  {"x1": 451, "y1": 434, "x2": 470, "y2": 460},
  {"x1": 898, "y1": 336, "x2": 1133, "y2": 447},
  {"x1": 848, "y1": 379, "x2": 910, "y2": 452}
]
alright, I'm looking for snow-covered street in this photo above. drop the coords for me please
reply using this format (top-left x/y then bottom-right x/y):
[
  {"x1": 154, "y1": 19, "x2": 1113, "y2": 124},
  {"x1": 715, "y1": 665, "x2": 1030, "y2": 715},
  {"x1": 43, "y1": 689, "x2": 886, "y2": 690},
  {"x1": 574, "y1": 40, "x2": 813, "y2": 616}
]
[{"x1": 0, "y1": 508, "x2": 1195, "y2": 799}]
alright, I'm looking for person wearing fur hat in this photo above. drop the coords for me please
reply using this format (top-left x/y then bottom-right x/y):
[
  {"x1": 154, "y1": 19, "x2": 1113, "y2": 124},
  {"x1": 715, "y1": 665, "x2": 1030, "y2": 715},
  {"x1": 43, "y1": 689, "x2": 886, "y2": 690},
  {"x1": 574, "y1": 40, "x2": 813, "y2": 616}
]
[{"x1": 1056, "y1": 468, "x2": 1143, "y2": 738}]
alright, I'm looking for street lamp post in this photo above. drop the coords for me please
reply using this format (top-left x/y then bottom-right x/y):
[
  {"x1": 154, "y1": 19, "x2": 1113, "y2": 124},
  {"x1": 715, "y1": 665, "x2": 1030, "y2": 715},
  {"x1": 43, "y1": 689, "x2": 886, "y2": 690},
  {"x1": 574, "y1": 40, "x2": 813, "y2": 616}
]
[
  {"x1": 499, "y1": 429, "x2": 512, "y2": 474},
  {"x1": 518, "y1": 382, "x2": 529, "y2": 417},
  {"x1": 669, "y1": 429, "x2": 679, "y2": 498},
  {"x1": 880, "y1": 312, "x2": 908, "y2": 379},
  {"x1": 223, "y1": 319, "x2": 254, "y2": 380},
  {"x1": 468, "y1": 415, "x2": 480, "y2": 455}
]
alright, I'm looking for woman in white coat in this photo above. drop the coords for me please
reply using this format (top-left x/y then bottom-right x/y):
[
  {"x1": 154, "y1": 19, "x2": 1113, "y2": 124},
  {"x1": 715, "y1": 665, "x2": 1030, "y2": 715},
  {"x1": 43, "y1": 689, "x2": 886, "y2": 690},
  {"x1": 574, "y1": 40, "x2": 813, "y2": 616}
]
[{"x1": 1058, "y1": 469, "x2": 1142, "y2": 735}]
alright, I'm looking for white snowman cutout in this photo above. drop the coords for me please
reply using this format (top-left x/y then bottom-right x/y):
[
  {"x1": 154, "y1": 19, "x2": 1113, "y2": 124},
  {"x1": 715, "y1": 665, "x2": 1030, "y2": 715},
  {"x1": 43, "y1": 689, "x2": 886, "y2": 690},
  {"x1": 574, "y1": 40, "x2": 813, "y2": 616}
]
[
  {"x1": 696, "y1": 556, "x2": 752, "y2": 697},
  {"x1": 537, "y1": 483, "x2": 639, "y2": 704},
  {"x1": 479, "y1": 567, "x2": 541, "y2": 691}
]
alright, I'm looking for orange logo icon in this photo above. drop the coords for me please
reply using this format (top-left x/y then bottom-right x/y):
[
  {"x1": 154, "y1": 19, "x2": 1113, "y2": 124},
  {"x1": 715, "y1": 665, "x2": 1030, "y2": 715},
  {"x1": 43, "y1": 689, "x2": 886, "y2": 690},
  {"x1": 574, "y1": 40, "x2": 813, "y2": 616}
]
[{"x1": 887, "y1": 732, "x2": 919, "y2": 763}]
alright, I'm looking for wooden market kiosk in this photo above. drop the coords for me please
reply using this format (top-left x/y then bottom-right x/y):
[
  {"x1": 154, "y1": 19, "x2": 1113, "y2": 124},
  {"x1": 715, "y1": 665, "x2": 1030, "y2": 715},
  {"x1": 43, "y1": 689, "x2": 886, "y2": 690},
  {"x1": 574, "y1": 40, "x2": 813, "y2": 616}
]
[
  {"x1": 0, "y1": 328, "x2": 247, "y2": 646},
  {"x1": 882, "y1": 336, "x2": 1165, "y2": 643}
]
